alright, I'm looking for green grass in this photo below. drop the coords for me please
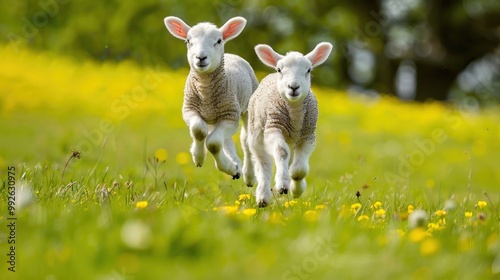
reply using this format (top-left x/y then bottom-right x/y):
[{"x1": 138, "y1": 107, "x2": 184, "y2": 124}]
[{"x1": 1, "y1": 46, "x2": 500, "y2": 280}]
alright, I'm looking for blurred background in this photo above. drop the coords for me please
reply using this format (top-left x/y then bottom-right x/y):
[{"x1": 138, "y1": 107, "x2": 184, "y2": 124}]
[{"x1": 2, "y1": 0, "x2": 499, "y2": 107}]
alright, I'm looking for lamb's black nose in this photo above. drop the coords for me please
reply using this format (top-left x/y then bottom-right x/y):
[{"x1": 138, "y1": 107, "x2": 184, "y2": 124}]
[
  {"x1": 288, "y1": 85, "x2": 300, "y2": 96},
  {"x1": 196, "y1": 55, "x2": 207, "y2": 62}
]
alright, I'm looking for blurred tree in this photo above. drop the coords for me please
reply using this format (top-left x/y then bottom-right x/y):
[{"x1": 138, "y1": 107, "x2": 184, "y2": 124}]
[{"x1": 1, "y1": 0, "x2": 499, "y2": 103}]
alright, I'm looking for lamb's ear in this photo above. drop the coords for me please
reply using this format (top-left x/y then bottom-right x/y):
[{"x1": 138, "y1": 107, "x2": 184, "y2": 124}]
[
  {"x1": 164, "y1": 16, "x2": 191, "y2": 40},
  {"x1": 220, "y1": 17, "x2": 247, "y2": 41},
  {"x1": 255, "y1": 44, "x2": 284, "y2": 68},
  {"x1": 305, "y1": 42, "x2": 333, "y2": 68}
]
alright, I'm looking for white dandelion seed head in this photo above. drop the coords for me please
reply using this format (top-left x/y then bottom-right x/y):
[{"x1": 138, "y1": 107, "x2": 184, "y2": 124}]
[
  {"x1": 121, "y1": 219, "x2": 152, "y2": 250},
  {"x1": 16, "y1": 182, "x2": 34, "y2": 210},
  {"x1": 408, "y1": 209, "x2": 427, "y2": 229}
]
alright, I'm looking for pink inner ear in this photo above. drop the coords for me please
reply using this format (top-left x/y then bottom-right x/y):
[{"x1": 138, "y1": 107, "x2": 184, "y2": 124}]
[
  {"x1": 260, "y1": 49, "x2": 277, "y2": 66},
  {"x1": 171, "y1": 21, "x2": 187, "y2": 38},
  {"x1": 222, "y1": 21, "x2": 241, "y2": 39},
  {"x1": 312, "y1": 46, "x2": 328, "y2": 64}
]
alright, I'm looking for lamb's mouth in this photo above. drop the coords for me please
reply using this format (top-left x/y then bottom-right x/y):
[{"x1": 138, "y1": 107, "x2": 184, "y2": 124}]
[{"x1": 196, "y1": 62, "x2": 208, "y2": 68}]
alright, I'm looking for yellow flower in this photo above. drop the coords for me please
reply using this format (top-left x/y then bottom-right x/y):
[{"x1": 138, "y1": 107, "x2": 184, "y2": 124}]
[
  {"x1": 375, "y1": 208, "x2": 386, "y2": 219},
  {"x1": 175, "y1": 152, "x2": 190, "y2": 165},
  {"x1": 435, "y1": 210, "x2": 447, "y2": 217},
  {"x1": 427, "y1": 222, "x2": 445, "y2": 232},
  {"x1": 238, "y1": 194, "x2": 251, "y2": 201},
  {"x1": 372, "y1": 201, "x2": 383, "y2": 209},
  {"x1": 154, "y1": 148, "x2": 168, "y2": 162},
  {"x1": 350, "y1": 203, "x2": 362, "y2": 214},
  {"x1": 464, "y1": 212, "x2": 473, "y2": 218},
  {"x1": 216, "y1": 205, "x2": 239, "y2": 215},
  {"x1": 242, "y1": 208, "x2": 257, "y2": 217},
  {"x1": 71, "y1": 199, "x2": 77, "y2": 204},
  {"x1": 302, "y1": 201, "x2": 311, "y2": 207},
  {"x1": 409, "y1": 228, "x2": 427, "y2": 243},
  {"x1": 408, "y1": 205, "x2": 414, "y2": 214},
  {"x1": 477, "y1": 201, "x2": 487, "y2": 209},
  {"x1": 234, "y1": 200, "x2": 241, "y2": 206},
  {"x1": 269, "y1": 212, "x2": 282, "y2": 224},
  {"x1": 303, "y1": 210, "x2": 318, "y2": 222},
  {"x1": 135, "y1": 201, "x2": 148, "y2": 209},
  {"x1": 315, "y1": 204, "x2": 327, "y2": 210},
  {"x1": 284, "y1": 200, "x2": 298, "y2": 208},
  {"x1": 420, "y1": 238, "x2": 440, "y2": 256},
  {"x1": 357, "y1": 215, "x2": 369, "y2": 222}
]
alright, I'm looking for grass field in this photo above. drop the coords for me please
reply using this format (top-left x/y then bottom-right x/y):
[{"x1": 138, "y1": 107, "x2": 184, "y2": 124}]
[{"x1": 1, "y1": 45, "x2": 500, "y2": 280}]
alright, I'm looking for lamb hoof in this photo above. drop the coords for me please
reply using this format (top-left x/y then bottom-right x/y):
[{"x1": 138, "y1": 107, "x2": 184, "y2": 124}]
[
  {"x1": 278, "y1": 188, "x2": 288, "y2": 195},
  {"x1": 246, "y1": 184, "x2": 254, "y2": 188},
  {"x1": 258, "y1": 200, "x2": 268, "y2": 208},
  {"x1": 196, "y1": 164, "x2": 202, "y2": 167},
  {"x1": 232, "y1": 173, "x2": 240, "y2": 180}
]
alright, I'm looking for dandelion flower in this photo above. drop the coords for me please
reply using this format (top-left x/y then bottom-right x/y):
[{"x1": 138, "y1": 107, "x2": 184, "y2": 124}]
[
  {"x1": 372, "y1": 201, "x2": 383, "y2": 209},
  {"x1": 375, "y1": 208, "x2": 386, "y2": 219},
  {"x1": 218, "y1": 205, "x2": 239, "y2": 215},
  {"x1": 409, "y1": 228, "x2": 428, "y2": 243},
  {"x1": 315, "y1": 204, "x2": 327, "y2": 211},
  {"x1": 408, "y1": 209, "x2": 427, "y2": 229},
  {"x1": 435, "y1": 210, "x2": 447, "y2": 217},
  {"x1": 420, "y1": 238, "x2": 440, "y2": 256},
  {"x1": 303, "y1": 210, "x2": 319, "y2": 222},
  {"x1": 351, "y1": 203, "x2": 362, "y2": 214},
  {"x1": 242, "y1": 208, "x2": 257, "y2": 217},
  {"x1": 135, "y1": 201, "x2": 148, "y2": 209},
  {"x1": 154, "y1": 148, "x2": 168, "y2": 162},
  {"x1": 357, "y1": 215, "x2": 369, "y2": 222},
  {"x1": 477, "y1": 201, "x2": 487, "y2": 209},
  {"x1": 238, "y1": 194, "x2": 251, "y2": 201},
  {"x1": 284, "y1": 200, "x2": 298, "y2": 208},
  {"x1": 234, "y1": 200, "x2": 241, "y2": 206},
  {"x1": 464, "y1": 212, "x2": 473, "y2": 218},
  {"x1": 408, "y1": 205, "x2": 414, "y2": 214},
  {"x1": 175, "y1": 152, "x2": 190, "y2": 165}
]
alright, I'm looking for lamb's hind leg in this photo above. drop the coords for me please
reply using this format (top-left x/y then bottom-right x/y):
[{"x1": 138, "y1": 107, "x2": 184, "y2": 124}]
[
  {"x1": 206, "y1": 120, "x2": 240, "y2": 179},
  {"x1": 290, "y1": 139, "x2": 315, "y2": 198},
  {"x1": 240, "y1": 113, "x2": 256, "y2": 187}
]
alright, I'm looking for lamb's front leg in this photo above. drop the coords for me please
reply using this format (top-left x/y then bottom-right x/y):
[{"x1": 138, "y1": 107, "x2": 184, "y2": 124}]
[
  {"x1": 290, "y1": 138, "x2": 315, "y2": 198},
  {"x1": 206, "y1": 120, "x2": 241, "y2": 179},
  {"x1": 186, "y1": 113, "x2": 208, "y2": 167},
  {"x1": 265, "y1": 132, "x2": 291, "y2": 195},
  {"x1": 250, "y1": 140, "x2": 273, "y2": 207}
]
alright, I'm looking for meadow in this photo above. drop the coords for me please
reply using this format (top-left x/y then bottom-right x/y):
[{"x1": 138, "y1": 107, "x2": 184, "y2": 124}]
[{"x1": 1, "y1": 45, "x2": 500, "y2": 280}]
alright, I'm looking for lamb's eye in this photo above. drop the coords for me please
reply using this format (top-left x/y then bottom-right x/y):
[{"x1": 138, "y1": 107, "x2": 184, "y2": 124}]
[
  {"x1": 277, "y1": 67, "x2": 282, "y2": 73},
  {"x1": 185, "y1": 39, "x2": 191, "y2": 45},
  {"x1": 307, "y1": 68, "x2": 312, "y2": 74},
  {"x1": 214, "y1": 38, "x2": 222, "y2": 46}
]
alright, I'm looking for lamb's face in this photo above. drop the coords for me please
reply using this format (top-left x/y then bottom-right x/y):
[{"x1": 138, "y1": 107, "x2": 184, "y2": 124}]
[
  {"x1": 276, "y1": 52, "x2": 312, "y2": 103},
  {"x1": 186, "y1": 24, "x2": 224, "y2": 74}
]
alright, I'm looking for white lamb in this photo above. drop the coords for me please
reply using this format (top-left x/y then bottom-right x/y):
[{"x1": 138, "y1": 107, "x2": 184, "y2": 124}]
[
  {"x1": 164, "y1": 16, "x2": 258, "y2": 182},
  {"x1": 248, "y1": 42, "x2": 333, "y2": 207}
]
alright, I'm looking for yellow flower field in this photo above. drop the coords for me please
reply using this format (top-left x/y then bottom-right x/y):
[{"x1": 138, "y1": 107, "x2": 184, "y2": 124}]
[{"x1": 1, "y1": 45, "x2": 499, "y2": 279}]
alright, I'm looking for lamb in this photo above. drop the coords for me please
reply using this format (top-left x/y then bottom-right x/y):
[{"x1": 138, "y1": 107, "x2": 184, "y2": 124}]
[
  {"x1": 164, "y1": 16, "x2": 258, "y2": 182},
  {"x1": 247, "y1": 42, "x2": 333, "y2": 207}
]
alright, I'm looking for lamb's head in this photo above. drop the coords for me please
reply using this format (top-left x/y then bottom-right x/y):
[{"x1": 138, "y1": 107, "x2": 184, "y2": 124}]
[
  {"x1": 164, "y1": 16, "x2": 247, "y2": 74},
  {"x1": 255, "y1": 43, "x2": 333, "y2": 102}
]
